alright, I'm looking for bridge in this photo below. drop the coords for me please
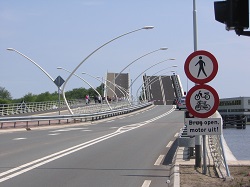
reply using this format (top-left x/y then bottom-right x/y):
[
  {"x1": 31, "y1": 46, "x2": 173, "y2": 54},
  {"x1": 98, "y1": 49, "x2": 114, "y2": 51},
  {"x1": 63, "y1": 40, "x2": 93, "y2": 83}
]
[{"x1": 0, "y1": 74, "x2": 234, "y2": 186}]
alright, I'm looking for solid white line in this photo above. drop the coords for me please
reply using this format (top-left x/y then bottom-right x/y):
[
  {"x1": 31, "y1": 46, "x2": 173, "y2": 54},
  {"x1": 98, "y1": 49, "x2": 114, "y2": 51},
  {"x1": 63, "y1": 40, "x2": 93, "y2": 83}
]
[
  {"x1": 154, "y1": 155, "x2": 165, "y2": 166},
  {"x1": 141, "y1": 180, "x2": 151, "y2": 187},
  {"x1": 82, "y1": 130, "x2": 92, "y2": 132},
  {"x1": 166, "y1": 141, "x2": 173, "y2": 148},
  {"x1": 13, "y1": 138, "x2": 26, "y2": 140}
]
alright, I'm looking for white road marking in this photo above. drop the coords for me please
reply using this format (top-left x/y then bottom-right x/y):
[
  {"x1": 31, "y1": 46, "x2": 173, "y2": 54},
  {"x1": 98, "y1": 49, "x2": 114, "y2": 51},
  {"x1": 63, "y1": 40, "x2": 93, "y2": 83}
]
[
  {"x1": 166, "y1": 141, "x2": 173, "y2": 148},
  {"x1": 48, "y1": 133, "x2": 60, "y2": 136},
  {"x1": 154, "y1": 155, "x2": 165, "y2": 166},
  {"x1": 82, "y1": 130, "x2": 92, "y2": 132},
  {"x1": 106, "y1": 120, "x2": 115, "y2": 123},
  {"x1": 50, "y1": 128, "x2": 86, "y2": 133},
  {"x1": 174, "y1": 133, "x2": 179, "y2": 138},
  {"x1": 13, "y1": 137, "x2": 26, "y2": 140},
  {"x1": 141, "y1": 180, "x2": 151, "y2": 187},
  {"x1": 110, "y1": 127, "x2": 119, "y2": 129}
]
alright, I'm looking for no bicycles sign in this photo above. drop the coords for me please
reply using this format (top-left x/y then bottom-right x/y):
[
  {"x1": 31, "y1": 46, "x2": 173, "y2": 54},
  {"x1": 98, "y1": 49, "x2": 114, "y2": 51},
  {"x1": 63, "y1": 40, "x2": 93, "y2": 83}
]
[{"x1": 186, "y1": 84, "x2": 219, "y2": 118}]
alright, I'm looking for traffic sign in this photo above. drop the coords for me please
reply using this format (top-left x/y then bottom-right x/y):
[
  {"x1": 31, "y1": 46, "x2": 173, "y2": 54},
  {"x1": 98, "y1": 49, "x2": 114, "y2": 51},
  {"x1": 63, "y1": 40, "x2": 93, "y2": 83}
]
[
  {"x1": 186, "y1": 118, "x2": 222, "y2": 135},
  {"x1": 54, "y1": 76, "x2": 65, "y2": 87},
  {"x1": 184, "y1": 50, "x2": 218, "y2": 84},
  {"x1": 186, "y1": 84, "x2": 219, "y2": 118}
]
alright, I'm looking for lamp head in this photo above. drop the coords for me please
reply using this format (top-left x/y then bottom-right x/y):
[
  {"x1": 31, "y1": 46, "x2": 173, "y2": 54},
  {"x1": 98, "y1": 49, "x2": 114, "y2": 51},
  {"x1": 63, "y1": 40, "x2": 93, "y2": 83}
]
[
  {"x1": 160, "y1": 47, "x2": 168, "y2": 50},
  {"x1": 172, "y1": 65, "x2": 178, "y2": 67},
  {"x1": 142, "y1": 26, "x2": 154, "y2": 29},
  {"x1": 169, "y1": 58, "x2": 176, "y2": 60},
  {"x1": 6, "y1": 48, "x2": 14, "y2": 51},
  {"x1": 57, "y1": 67, "x2": 62, "y2": 69}
]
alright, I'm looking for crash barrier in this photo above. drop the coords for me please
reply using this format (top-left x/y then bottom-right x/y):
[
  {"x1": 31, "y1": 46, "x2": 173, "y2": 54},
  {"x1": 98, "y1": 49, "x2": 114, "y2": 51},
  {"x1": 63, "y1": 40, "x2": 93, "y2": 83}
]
[{"x1": 0, "y1": 102, "x2": 152, "y2": 129}]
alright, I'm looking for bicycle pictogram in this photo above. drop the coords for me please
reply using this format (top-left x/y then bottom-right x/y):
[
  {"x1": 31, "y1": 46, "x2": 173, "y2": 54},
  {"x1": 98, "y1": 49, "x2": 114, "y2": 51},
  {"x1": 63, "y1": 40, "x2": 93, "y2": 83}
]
[
  {"x1": 194, "y1": 91, "x2": 210, "y2": 100},
  {"x1": 195, "y1": 101, "x2": 211, "y2": 111}
]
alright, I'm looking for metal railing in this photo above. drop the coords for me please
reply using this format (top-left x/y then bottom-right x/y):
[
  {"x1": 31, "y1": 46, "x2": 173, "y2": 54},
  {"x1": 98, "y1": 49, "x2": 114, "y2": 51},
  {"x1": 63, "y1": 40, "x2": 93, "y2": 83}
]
[
  {"x1": 0, "y1": 101, "x2": 152, "y2": 129},
  {"x1": 0, "y1": 99, "x2": 132, "y2": 116},
  {"x1": 208, "y1": 111, "x2": 231, "y2": 178},
  {"x1": 0, "y1": 100, "x2": 84, "y2": 116}
]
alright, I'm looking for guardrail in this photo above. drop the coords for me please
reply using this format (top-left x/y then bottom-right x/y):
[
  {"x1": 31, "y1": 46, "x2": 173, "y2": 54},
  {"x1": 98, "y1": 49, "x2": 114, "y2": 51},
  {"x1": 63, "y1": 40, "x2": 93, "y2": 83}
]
[{"x1": 0, "y1": 102, "x2": 152, "y2": 129}]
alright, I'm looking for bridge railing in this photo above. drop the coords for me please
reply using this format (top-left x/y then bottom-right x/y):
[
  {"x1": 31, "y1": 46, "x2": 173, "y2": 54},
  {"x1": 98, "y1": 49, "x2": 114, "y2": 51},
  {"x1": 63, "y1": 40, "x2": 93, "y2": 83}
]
[
  {"x1": 208, "y1": 111, "x2": 231, "y2": 178},
  {"x1": 0, "y1": 101, "x2": 152, "y2": 129},
  {"x1": 0, "y1": 99, "x2": 133, "y2": 116}
]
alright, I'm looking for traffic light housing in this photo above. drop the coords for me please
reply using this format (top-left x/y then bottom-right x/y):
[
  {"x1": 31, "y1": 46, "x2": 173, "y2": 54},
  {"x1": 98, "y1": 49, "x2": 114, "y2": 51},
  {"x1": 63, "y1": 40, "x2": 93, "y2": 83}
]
[{"x1": 214, "y1": 0, "x2": 249, "y2": 34}]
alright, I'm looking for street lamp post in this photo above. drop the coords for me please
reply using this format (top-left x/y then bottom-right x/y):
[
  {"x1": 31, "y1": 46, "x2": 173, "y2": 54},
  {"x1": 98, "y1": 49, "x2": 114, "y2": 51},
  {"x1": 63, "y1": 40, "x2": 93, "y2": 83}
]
[
  {"x1": 62, "y1": 26, "x2": 154, "y2": 114},
  {"x1": 7, "y1": 48, "x2": 55, "y2": 82},
  {"x1": 6, "y1": 48, "x2": 63, "y2": 115}
]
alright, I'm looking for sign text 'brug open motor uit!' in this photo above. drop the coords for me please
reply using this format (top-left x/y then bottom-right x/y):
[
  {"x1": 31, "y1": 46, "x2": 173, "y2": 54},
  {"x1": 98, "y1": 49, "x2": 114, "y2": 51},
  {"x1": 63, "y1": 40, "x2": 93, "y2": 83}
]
[{"x1": 185, "y1": 118, "x2": 222, "y2": 136}]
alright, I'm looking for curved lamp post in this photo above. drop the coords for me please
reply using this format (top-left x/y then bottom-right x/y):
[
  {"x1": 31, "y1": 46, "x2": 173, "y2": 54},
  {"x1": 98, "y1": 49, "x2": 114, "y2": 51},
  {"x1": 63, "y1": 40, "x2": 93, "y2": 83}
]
[
  {"x1": 62, "y1": 26, "x2": 154, "y2": 114},
  {"x1": 6, "y1": 48, "x2": 55, "y2": 83},
  {"x1": 7, "y1": 48, "x2": 63, "y2": 114},
  {"x1": 57, "y1": 67, "x2": 112, "y2": 111},
  {"x1": 129, "y1": 59, "x2": 176, "y2": 100}
]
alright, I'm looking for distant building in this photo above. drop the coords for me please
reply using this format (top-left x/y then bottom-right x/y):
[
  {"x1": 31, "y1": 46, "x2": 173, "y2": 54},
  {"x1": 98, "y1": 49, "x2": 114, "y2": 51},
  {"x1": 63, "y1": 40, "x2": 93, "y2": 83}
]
[{"x1": 218, "y1": 97, "x2": 250, "y2": 128}]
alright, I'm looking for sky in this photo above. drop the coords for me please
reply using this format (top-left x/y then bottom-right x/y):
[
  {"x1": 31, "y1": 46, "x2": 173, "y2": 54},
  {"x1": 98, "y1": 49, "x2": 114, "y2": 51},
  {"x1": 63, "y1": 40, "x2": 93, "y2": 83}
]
[{"x1": 0, "y1": 0, "x2": 249, "y2": 100}]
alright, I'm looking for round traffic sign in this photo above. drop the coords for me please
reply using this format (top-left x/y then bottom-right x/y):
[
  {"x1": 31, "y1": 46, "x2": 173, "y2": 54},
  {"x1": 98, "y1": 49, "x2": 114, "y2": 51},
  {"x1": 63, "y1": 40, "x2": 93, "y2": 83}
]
[
  {"x1": 186, "y1": 84, "x2": 219, "y2": 118},
  {"x1": 184, "y1": 50, "x2": 218, "y2": 84}
]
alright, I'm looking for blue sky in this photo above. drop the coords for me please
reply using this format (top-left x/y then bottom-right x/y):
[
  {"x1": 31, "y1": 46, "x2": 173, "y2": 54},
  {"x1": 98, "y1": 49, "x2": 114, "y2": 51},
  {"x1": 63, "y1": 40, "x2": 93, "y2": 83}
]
[{"x1": 1, "y1": 0, "x2": 249, "y2": 99}]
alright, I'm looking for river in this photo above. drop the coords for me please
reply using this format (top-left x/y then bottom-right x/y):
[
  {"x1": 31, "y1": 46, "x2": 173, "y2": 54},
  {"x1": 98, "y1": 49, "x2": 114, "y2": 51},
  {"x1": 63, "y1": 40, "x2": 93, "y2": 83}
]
[{"x1": 223, "y1": 126, "x2": 250, "y2": 160}]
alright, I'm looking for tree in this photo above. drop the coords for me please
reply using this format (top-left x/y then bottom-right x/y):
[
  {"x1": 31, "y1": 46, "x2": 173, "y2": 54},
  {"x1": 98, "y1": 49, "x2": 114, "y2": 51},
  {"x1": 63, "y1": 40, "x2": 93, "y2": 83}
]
[{"x1": 0, "y1": 86, "x2": 12, "y2": 100}]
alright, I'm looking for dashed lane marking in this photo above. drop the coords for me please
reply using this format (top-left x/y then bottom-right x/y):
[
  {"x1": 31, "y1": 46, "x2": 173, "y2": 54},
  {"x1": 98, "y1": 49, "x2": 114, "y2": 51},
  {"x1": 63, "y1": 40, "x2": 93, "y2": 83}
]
[
  {"x1": 13, "y1": 138, "x2": 27, "y2": 141},
  {"x1": 154, "y1": 155, "x2": 165, "y2": 166},
  {"x1": 166, "y1": 141, "x2": 173, "y2": 148},
  {"x1": 141, "y1": 180, "x2": 151, "y2": 187},
  {"x1": 48, "y1": 133, "x2": 60, "y2": 136}
]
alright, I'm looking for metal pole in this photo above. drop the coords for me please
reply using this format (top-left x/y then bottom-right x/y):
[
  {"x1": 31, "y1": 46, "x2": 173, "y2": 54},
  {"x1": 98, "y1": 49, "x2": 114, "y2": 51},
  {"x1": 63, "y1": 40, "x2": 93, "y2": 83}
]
[
  {"x1": 58, "y1": 86, "x2": 61, "y2": 115},
  {"x1": 193, "y1": 0, "x2": 202, "y2": 168},
  {"x1": 202, "y1": 135, "x2": 207, "y2": 174}
]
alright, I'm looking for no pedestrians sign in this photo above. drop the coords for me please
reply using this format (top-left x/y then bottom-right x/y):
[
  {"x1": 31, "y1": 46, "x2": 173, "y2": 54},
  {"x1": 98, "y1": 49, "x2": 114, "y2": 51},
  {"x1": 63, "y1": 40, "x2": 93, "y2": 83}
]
[{"x1": 184, "y1": 50, "x2": 218, "y2": 84}]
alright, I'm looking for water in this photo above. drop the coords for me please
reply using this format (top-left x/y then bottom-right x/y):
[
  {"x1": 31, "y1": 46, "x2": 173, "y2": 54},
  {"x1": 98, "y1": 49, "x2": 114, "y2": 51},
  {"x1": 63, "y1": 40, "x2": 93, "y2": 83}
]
[{"x1": 223, "y1": 126, "x2": 250, "y2": 160}]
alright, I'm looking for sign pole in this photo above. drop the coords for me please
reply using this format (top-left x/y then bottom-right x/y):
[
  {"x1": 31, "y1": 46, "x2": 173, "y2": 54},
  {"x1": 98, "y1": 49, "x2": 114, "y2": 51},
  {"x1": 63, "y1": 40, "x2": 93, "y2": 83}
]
[{"x1": 193, "y1": 0, "x2": 202, "y2": 168}]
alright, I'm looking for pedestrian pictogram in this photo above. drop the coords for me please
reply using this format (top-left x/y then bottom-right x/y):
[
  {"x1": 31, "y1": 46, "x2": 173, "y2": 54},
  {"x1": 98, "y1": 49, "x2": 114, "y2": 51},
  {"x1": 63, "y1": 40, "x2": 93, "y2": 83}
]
[
  {"x1": 184, "y1": 50, "x2": 218, "y2": 84},
  {"x1": 195, "y1": 56, "x2": 207, "y2": 78},
  {"x1": 186, "y1": 84, "x2": 219, "y2": 118}
]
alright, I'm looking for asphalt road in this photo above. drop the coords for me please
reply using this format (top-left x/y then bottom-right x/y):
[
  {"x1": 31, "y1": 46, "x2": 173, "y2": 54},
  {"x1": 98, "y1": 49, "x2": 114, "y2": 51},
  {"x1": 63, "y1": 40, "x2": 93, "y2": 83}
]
[{"x1": 0, "y1": 105, "x2": 184, "y2": 187}]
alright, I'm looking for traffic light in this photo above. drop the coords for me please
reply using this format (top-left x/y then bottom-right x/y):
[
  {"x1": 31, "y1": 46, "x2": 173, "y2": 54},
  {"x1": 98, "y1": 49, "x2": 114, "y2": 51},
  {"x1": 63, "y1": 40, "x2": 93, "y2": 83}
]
[{"x1": 214, "y1": 0, "x2": 249, "y2": 34}]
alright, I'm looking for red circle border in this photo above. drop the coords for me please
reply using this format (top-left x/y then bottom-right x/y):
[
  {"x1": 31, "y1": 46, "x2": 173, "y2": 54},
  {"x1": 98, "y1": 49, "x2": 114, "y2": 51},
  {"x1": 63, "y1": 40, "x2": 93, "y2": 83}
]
[
  {"x1": 184, "y1": 50, "x2": 218, "y2": 84},
  {"x1": 186, "y1": 84, "x2": 219, "y2": 118}
]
